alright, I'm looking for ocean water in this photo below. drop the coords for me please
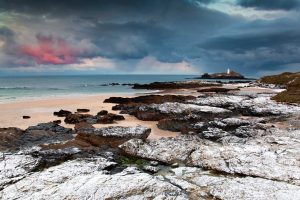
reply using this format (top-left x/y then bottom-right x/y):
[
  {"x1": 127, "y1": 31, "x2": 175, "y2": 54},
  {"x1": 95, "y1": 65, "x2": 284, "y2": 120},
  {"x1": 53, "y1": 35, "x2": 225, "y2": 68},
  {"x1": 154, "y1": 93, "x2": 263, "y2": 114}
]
[
  {"x1": 0, "y1": 75, "x2": 198, "y2": 103},
  {"x1": 0, "y1": 75, "x2": 251, "y2": 103}
]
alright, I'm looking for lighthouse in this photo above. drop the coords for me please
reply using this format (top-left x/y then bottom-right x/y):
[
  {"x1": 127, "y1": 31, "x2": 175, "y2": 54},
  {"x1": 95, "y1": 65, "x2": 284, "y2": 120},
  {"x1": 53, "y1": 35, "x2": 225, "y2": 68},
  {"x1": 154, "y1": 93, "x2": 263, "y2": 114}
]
[{"x1": 227, "y1": 68, "x2": 230, "y2": 74}]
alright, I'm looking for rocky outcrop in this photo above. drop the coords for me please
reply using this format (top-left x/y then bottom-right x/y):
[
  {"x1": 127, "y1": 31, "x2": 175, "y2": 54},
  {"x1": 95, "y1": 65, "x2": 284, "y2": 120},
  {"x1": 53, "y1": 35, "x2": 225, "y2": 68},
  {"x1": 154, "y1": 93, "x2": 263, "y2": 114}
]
[
  {"x1": 0, "y1": 162, "x2": 188, "y2": 200},
  {"x1": 64, "y1": 113, "x2": 93, "y2": 124},
  {"x1": 187, "y1": 128, "x2": 300, "y2": 185},
  {"x1": 76, "y1": 125, "x2": 151, "y2": 147},
  {"x1": 132, "y1": 81, "x2": 220, "y2": 90},
  {"x1": 0, "y1": 123, "x2": 73, "y2": 152},
  {"x1": 167, "y1": 167, "x2": 300, "y2": 199},
  {"x1": 131, "y1": 102, "x2": 232, "y2": 121},
  {"x1": 188, "y1": 94, "x2": 300, "y2": 116},
  {"x1": 26, "y1": 122, "x2": 73, "y2": 134},
  {"x1": 120, "y1": 136, "x2": 202, "y2": 164},
  {"x1": 104, "y1": 94, "x2": 196, "y2": 104},
  {"x1": 120, "y1": 127, "x2": 300, "y2": 186},
  {"x1": 64, "y1": 112, "x2": 125, "y2": 124}
]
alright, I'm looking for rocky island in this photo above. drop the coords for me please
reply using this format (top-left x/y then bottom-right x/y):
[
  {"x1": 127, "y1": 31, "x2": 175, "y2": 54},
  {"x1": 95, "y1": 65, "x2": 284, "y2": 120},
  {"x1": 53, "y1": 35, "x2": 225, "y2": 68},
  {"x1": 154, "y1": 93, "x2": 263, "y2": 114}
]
[
  {"x1": 0, "y1": 72, "x2": 300, "y2": 199},
  {"x1": 199, "y1": 68, "x2": 246, "y2": 79}
]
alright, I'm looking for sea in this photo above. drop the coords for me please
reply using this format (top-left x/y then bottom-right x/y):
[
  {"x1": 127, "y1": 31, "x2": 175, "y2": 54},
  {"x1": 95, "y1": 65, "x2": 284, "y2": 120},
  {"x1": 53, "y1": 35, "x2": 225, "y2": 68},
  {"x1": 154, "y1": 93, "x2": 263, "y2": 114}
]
[{"x1": 0, "y1": 75, "x2": 249, "y2": 103}]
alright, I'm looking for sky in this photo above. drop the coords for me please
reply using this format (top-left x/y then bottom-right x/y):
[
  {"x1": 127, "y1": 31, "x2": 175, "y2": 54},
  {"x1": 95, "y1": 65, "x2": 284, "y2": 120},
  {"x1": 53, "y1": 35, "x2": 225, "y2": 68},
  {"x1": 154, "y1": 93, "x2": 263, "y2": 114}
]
[{"x1": 0, "y1": 0, "x2": 300, "y2": 77}]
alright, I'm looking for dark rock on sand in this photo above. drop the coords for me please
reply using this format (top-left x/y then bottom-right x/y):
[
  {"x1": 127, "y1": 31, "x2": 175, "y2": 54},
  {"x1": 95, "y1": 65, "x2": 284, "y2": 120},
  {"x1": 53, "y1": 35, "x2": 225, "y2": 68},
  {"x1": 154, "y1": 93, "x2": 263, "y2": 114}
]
[
  {"x1": 52, "y1": 120, "x2": 62, "y2": 124},
  {"x1": 197, "y1": 87, "x2": 239, "y2": 93},
  {"x1": 96, "y1": 113, "x2": 125, "y2": 124},
  {"x1": 0, "y1": 123, "x2": 73, "y2": 152},
  {"x1": 53, "y1": 109, "x2": 72, "y2": 117},
  {"x1": 64, "y1": 113, "x2": 93, "y2": 124},
  {"x1": 77, "y1": 108, "x2": 90, "y2": 113},
  {"x1": 104, "y1": 95, "x2": 196, "y2": 104},
  {"x1": 22, "y1": 116, "x2": 31, "y2": 119},
  {"x1": 26, "y1": 122, "x2": 73, "y2": 135},
  {"x1": 64, "y1": 111, "x2": 124, "y2": 124},
  {"x1": 97, "y1": 110, "x2": 108, "y2": 115}
]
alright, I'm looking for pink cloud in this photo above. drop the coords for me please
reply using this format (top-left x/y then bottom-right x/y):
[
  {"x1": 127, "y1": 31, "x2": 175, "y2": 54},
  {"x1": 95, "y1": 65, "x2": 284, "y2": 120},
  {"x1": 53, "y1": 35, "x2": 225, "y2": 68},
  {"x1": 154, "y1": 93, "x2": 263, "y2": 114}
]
[{"x1": 21, "y1": 35, "x2": 77, "y2": 65}]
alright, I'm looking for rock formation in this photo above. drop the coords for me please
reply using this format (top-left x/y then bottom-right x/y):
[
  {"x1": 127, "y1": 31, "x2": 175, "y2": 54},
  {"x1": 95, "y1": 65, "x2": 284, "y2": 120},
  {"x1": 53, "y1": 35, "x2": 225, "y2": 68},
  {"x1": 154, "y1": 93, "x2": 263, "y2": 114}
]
[{"x1": 199, "y1": 69, "x2": 245, "y2": 79}]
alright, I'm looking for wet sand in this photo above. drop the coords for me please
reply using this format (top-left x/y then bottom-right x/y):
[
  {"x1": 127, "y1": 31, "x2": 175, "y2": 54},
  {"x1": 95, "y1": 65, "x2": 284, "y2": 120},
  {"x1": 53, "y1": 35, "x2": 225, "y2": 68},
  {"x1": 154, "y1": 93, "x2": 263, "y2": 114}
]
[{"x1": 0, "y1": 94, "x2": 179, "y2": 139}]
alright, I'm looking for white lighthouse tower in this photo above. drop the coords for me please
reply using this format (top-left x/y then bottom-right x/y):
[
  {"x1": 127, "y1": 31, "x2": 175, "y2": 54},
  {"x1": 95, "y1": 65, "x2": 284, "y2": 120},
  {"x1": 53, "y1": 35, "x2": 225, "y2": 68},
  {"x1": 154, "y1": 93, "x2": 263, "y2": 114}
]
[{"x1": 227, "y1": 68, "x2": 230, "y2": 74}]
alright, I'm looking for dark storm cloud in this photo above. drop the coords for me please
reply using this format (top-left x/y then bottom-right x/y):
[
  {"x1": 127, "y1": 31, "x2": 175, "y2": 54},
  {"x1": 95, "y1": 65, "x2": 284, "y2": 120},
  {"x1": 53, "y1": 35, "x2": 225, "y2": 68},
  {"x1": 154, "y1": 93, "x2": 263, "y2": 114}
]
[
  {"x1": 189, "y1": 27, "x2": 300, "y2": 75},
  {"x1": 0, "y1": 27, "x2": 16, "y2": 48},
  {"x1": 0, "y1": 26, "x2": 20, "y2": 57},
  {"x1": 0, "y1": 0, "x2": 235, "y2": 62},
  {"x1": 0, "y1": 0, "x2": 299, "y2": 76},
  {"x1": 238, "y1": 0, "x2": 300, "y2": 10},
  {"x1": 0, "y1": 0, "x2": 215, "y2": 18},
  {"x1": 0, "y1": 26, "x2": 29, "y2": 67},
  {"x1": 200, "y1": 30, "x2": 300, "y2": 52}
]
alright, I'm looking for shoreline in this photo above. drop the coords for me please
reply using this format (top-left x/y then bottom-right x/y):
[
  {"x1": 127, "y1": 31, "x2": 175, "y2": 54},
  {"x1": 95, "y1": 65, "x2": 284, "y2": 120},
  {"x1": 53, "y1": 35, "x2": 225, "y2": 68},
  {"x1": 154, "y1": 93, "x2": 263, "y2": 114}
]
[
  {"x1": 0, "y1": 83, "x2": 284, "y2": 137},
  {"x1": 0, "y1": 91, "x2": 156, "y2": 104},
  {"x1": 0, "y1": 93, "x2": 179, "y2": 139}
]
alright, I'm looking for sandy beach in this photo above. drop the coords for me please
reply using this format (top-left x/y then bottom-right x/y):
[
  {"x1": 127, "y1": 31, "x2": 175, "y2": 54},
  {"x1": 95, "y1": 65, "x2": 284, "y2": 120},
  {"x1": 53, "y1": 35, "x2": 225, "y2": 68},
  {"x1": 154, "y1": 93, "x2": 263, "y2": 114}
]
[
  {"x1": 0, "y1": 93, "x2": 179, "y2": 139},
  {"x1": 0, "y1": 85, "x2": 283, "y2": 139}
]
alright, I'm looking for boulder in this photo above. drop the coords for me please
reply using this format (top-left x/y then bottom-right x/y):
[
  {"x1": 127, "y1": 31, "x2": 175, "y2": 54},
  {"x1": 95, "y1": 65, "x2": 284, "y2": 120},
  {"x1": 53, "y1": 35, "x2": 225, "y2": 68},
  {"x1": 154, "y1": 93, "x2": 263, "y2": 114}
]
[
  {"x1": 76, "y1": 108, "x2": 90, "y2": 113},
  {"x1": 26, "y1": 122, "x2": 73, "y2": 135},
  {"x1": 96, "y1": 113, "x2": 125, "y2": 124},
  {"x1": 0, "y1": 123, "x2": 73, "y2": 152},
  {"x1": 120, "y1": 136, "x2": 202, "y2": 164},
  {"x1": 97, "y1": 110, "x2": 108, "y2": 115},
  {"x1": 76, "y1": 125, "x2": 151, "y2": 147},
  {"x1": 53, "y1": 109, "x2": 72, "y2": 117},
  {"x1": 64, "y1": 112, "x2": 125, "y2": 124},
  {"x1": 64, "y1": 113, "x2": 93, "y2": 124}
]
